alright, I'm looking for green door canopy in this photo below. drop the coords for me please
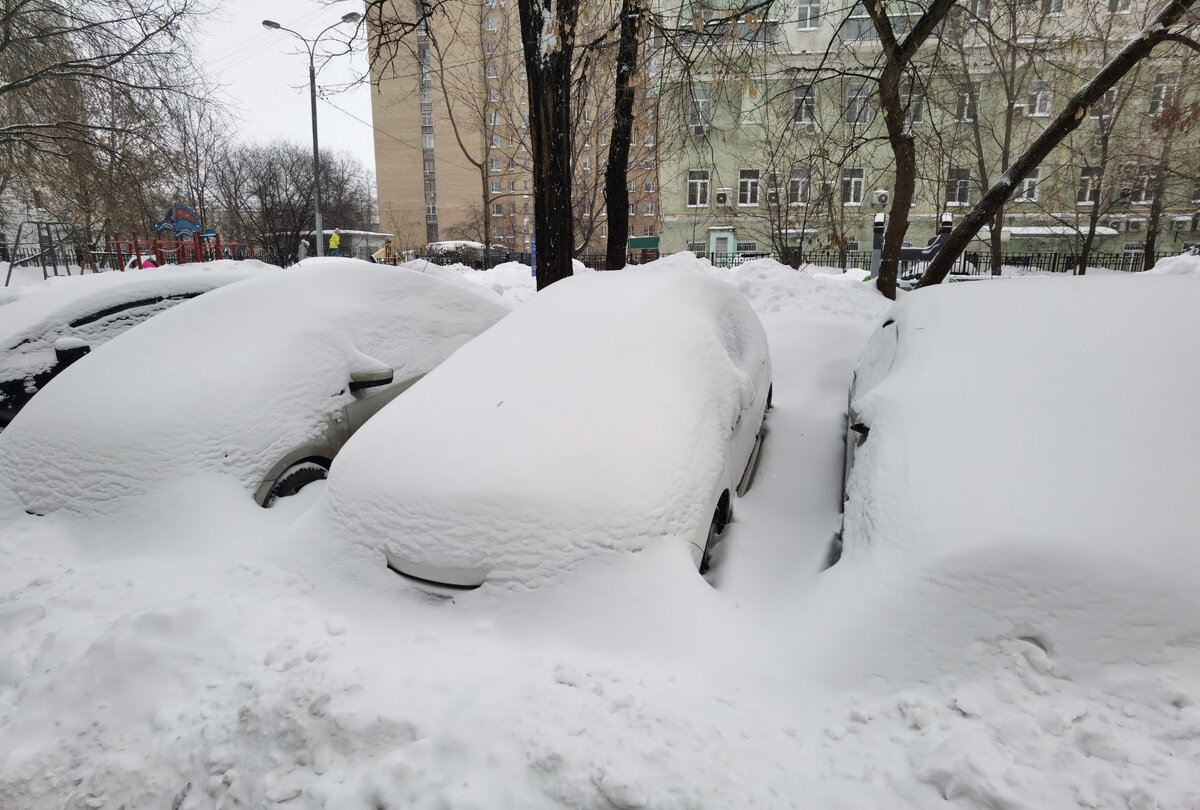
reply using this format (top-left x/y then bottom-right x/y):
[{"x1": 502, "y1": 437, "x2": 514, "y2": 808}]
[{"x1": 627, "y1": 236, "x2": 660, "y2": 250}]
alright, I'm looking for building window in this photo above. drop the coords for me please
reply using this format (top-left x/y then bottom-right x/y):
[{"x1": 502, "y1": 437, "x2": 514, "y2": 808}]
[
  {"x1": 946, "y1": 167, "x2": 971, "y2": 205},
  {"x1": 489, "y1": 88, "x2": 500, "y2": 102},
  {"x1": 789, "y1": 167, "x2": 811, "y2": 204},
  {"x1": 489, "y1": 157, "x2": 501, "y2": 172},
  {"x1": 846, "y1": 83, "x2": 869, "y2": 124},
  {"x1": 599, "y1": 132, "x2": 608, "y2": 146},
  {"x1": 492, "y1": 203, "x2": 503, "y2": 216},
  {"x1": 739, "y1": 169, "x2": 760, "y2": 205},
  {"x1": 644, "y1": 225, "x2": 655, "y2": 237},
  {"x1": 486, "y1": 64, "x2": 499, "y2": 79},
  {"x1": 1015, "y1": 167, "x2": 1041, "y2": 201},
  {"x1": 485, "y1": 40, "x2": 498, "y2": 54},
  {"x1": 1150, "y1": 72, "x2": 1177, "y2": 115},
  {"x1": 793, "y1": 86, "x2": 816, "y2": 124},
  {"x1": 842, "y1": 2, "x2": 878, "y2": 39},
  {"x1": 644, "y1": 132, "x2": 656, "y2": 147},
  {"x1": 1109, "y1": 0, "x2": 1132, "y2": 9},
  {"x1": 797, "y1": 0, "x2": 820, "y2": 29},
  {"x1": 423, "y1": 159, "x2": 435, "y2": 175},
  {"x1": 1078, "y1": 167, "x2": 1101, "y2": 204},
  {"x1": 956, "y1": 83, "x2": 979, "y2": 122},
  {"x1": 643, "y1": 157, "x2": 655, "y2": 169},
  {"x1": 485, "y1": 15, "x2": 498, "y2": 30},
  {"x1": 688, "y1": 169, "x2": 710, "y2": 207},
  {"x1": 487, "y1": 111, "x2": 501, "y2": 125},
  {"x1": 688, "y1": 241, "x2": 706, "y2": 255},
  {"x1": 424, "y1": 179, "x2": 435, "y2": 196},
  {"x1": 491, "y1": 180, "x2": 502, "y2": 193},
  {"x1": 491, "y1": 134, "x2": 500, "y2": 147},
  {"x1": 426, "y1": 201, "x2": 437, "y2": 217},
  {"x1": 629, "y1": 204, "x2": 636, "y2": 216},
  {"x1": 643, "y1": 202, "x2": 656, "y2": 216},
  {"x1": 422, "y1": 133, "x2": 435, "y2": 149},
  {"x1": 736, "y1": 241, "x2": 758, "y2": 253},
  {"x1": 689, "y1": 85, "x2": 712, "y2": 131},
  {"x1": 421, "y1": 109, "x2": 433, "y2": 127},
  {"x1": 600, "y1": 224, "x2": 608, "y2": 237},
  {"x1": 842, "y1": 168, "x2": 864, "y2": 205},
  {"x1": 1123, "y1": 164, "x2": 1156, "y2": 203},
  {"x1": 1027, "y1": 80, "x2": 1052, "y2": 116},
  {"x1": 644, "y1": 179, "x2": 656, "y2": 193},
  {"x1": 901, "y1": 92, "x2": 925, "y2": 130},
  {"x1": 1042, "y1": 0, "x2": 1063, "y2": 13},
  {"x1": 968, "y1": 0, "x2": 989, "y2": 19},
  {"x1": 1091, "y1": 87, "x2": 1119, "y2": 118},
  {"x1": 581, "y1": 156, "x2": 591, "y2": 172}
]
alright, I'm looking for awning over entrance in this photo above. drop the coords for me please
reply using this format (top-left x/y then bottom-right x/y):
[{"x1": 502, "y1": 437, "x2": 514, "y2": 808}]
[{"x1": 627, "y1": 236, "x2": 660, "y2": 250}]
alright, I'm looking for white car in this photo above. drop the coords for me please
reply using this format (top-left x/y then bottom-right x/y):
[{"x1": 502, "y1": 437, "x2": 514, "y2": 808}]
[
  {"x1": 833, "y1": 274, "x2": 1200, "y2": 672},
  {"x1": 0, "y1": 263, "x2": 268, "y2": 426},
  {"x1": 317, "y1": 268, "x2": 773, "y2": 588},
  {"x1": 0, "y1": 260, "x2": 512, "y2": 513}
]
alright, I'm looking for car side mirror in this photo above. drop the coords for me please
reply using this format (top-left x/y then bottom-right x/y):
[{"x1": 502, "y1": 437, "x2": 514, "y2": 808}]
[
  {"x1": 349, "y1": 367, "x2": 394, "y2": 392},
  {"x1": 850, "y1": 422, "x2": 870, "y2": 439},
  {"x1": 54, "y1": 337, "x2": 91, "y2": 368}
]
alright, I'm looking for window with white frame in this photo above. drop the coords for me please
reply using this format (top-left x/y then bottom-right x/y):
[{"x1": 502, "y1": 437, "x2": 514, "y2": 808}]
[
  {"x1": 1109, "y1": 0, "x2": 1132, "y2": 11},
  {"x1": 842, "y1": 168, "x2": 865, "y2": 205},
  {"x1": 789, "y1": 167, "x2": 811, "y2": 204},
  {"x1": 1027, "y1": 80, "x2": 1052, "y2": 116},
  {"x1": 846, "y1": 83, "x2": 869, "y2": 124},
  {"x1": 1041, "y1": 0, "x2": 1063, "y2": 13},
  {"x1": 486, "y1": 64, "x2": 499, "y2": 79},
  {"x1": 644, "y1": 225, "x2": 655, "y2": 237},
  {"x1": 644, "y1": 179, "x2": 656, "y2": 192},
  {"x1": 600, "y1": 224, "x2": 608, "y2": 237},
  {"x1": 739, "y1": 169, "x2": 760, "y2": 205},
  {"x1": 489, "y1": 88, "x2": 500, "y2": 102},
  {"x1": 688, "y1": 169, "x2": 710, "y2": 207},
  {"x1": 1123, "y1": 164, "x2": 1156, "y2": 203},
  {"x1": 689, "y1": 85, "x2": 712, "y2": 130},
  {"x1": 643, "y1": 157, "x2": 655, "y2": 169},
  {"x1": 487, "y1": 111, "x2": 501, "y2": 125},
  {"x1": 423, "y1": 159, "x2": 435, "y2": 175},
  {"x1": 644, "y1": 132, "x2": 656, "y2": 147},
  {"x1": 903, "y1": 91, "x2": 925, "y2": 128},
  {"x1": 485, "y1": 40, "x2": 498, "y2": 53},
  {"x1": 946, "y1": 167, "x2": 971, "y2": 205},
  {"x1": 485, "y1": 15, "x2": 498, "y2": 30},
  {"x1": 1015, "y1": 168, "x2": 1041, "y2": 201},
  {"x1": 491, "y1": 134, "x2": 500, "y2": 147},
  {"x1": 842, "y1": 1, "x2": 878, "y2": 39},
  {"x1": 688, "y1": 241, "x2": 706, "y2": 255},
  {"x1": 1150, "y1": 72, "x2": 1177, "y2": 115},
  {"x1": 492, "y1": 203, "x2": 503, "y2": 216},
  {"x1": 421, "y1": 109, "x2": 433, "y2": 127},
  {"x1": 422, "y1": 133, "x2": 434, "y2": 149},
  {"x1": 1090, "y1": 87, "x2": 1119, "y2": 118},
  {"x1": 643, "y1": 202, "x2": 656, "y2": 216},
  {"x1": 797, "y1": 0, "x2": 820, "y2": 29},
  {"x1": 581, "y1": 156, "x2": 590, "y2": 172},
  {"x1": 968, "y1": 0, "x2": 989, "y2": 19},
  {"x1": 490, "y1": 180, "x2": 502, "y2": 193},
  {"x1": 628, "y1": 204, "x2": 636, "y2": 215},
  {"x1": 489, "y1": 157, "x2": 501, "y2": 172},
  {"x1": 599, "y1": 132, "x2": 608, "y2": 146},
  {"x1": 1078, "y1": 167, "x2": 1101, "y2": 204},
  {"x1": 793, "y1": 85, "x2": 816, "y2": 124},
  {"x1": 736, "y1": 241, "x2": 758, "y2": 253},
  {"x1": 956, "y1": 83, "x2": 979, "y2": 122}
]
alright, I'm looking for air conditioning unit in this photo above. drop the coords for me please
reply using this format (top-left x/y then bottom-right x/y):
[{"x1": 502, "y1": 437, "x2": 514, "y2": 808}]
[
  {"x1": 765, "y1": 188, "x2": 780, "y2": 204},
  {"x1": 873, "y1": 189, "x2": 890, "y2": 206},
  {"x1": 794, "y1": 122, "x2": 816, "y2": 134},
  {"x1": 1106, "y1": 220, "x2": 1123, "y2": 232},
  {"x1": 1128, "y1": 219, "x2": 1144, "y2": 232},
  {"x1": 1173, "y1": 218, "x2": 1188, "y2": 231},
  {"x1": 1012, "y1": 103, "x2": 1026, "y2": 115},
  {"x1": 714, "y1": 188, "x2": 732, "y2": 207}
]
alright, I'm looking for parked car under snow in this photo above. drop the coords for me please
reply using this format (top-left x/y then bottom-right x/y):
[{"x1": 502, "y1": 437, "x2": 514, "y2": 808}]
[
  {"x1": 0, "y1": 263, "x2": 268, "y2": 426},
  {"x1": 829, "y1": 274, "x2": 1200, "y2": 676},
  {"x1": 318, "y1": 268, "x2": 773, "y2": 588},
  {"x1": 0, "y1": 260, "x2": 512, "y2": 513}
]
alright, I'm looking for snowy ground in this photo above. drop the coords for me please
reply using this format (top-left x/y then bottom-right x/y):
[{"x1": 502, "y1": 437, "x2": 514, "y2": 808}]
[{"x1": 0, "y1": 255, "x2": 1197, "y2": 809}]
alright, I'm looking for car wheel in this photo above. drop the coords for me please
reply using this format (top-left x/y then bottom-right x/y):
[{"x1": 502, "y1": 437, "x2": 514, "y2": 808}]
[
  {"x1": 262, "y1": 460, "x2": 330, "y2": 508},
  {"x1": 699, "y1": 495, "x2": 729, "y2": 574}
]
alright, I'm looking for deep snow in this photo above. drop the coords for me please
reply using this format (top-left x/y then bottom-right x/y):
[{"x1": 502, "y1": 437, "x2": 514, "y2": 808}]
[{"x1": 0, "y1": 254, "x2": 1197, "y2": 809}]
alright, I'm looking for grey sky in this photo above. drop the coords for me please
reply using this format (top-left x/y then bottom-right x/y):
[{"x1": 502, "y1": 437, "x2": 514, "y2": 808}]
[{"x1": 198, "y1": 0, "x2": 377, "y2": 175}]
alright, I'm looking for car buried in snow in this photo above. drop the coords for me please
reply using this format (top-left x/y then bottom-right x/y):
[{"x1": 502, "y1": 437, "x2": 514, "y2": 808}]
[
  {"x1": 0, "y1": 264, "x2": 268, "y2": 427},
  {"x1": 828, "y1": 273, "x2": 1200, "y2": 675},
  {"x1": 318, "y1": 268, "x2": 773, "y2": 588},
  {"x1": 0, "y1": 260, "x2": 512, "y2": 512}
]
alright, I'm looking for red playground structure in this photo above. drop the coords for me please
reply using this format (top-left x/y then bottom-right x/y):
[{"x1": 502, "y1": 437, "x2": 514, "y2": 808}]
[{"x1": 83, "y1": 231, "x2": 255, "y2": 273}]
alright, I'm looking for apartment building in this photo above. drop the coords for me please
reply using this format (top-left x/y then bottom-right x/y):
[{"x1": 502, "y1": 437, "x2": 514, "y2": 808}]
[
  {"x1": 369, "y1": 0, "x2": 661, "y2": 254},
  {"x1": 654, "y1": 0, "x2": 1200, "y2": 263}
]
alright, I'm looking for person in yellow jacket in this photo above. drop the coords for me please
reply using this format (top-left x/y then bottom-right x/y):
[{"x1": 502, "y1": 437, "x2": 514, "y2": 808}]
[{"x1": 329, "y1": 228, "x2": 341, "y2": 256}]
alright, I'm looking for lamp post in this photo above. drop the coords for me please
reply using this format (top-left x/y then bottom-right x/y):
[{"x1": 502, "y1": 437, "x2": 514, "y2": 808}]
[{"x1": 263, "y1": 12, "x2": 361, "y2": 257}]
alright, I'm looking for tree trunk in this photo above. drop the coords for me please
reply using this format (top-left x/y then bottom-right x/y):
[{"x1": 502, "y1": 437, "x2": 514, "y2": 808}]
[
  {"x1": 1143, "y1": 140, "x2": 1172, "y2": 271},
  {"x1": 604, "y1": 0, "x2": 643, "y2": 272},
  {"x1": 518, "y1": 0, "x2": 580, "y2": 291}
]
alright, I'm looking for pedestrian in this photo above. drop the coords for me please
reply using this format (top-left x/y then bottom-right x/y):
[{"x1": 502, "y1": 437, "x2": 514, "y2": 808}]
[
  {"x1": 297, "y1": 239, "x2": 308, "y2": 263},
  {"x1": 329, "y1": 228, "x2": 341, "y2": 257}
]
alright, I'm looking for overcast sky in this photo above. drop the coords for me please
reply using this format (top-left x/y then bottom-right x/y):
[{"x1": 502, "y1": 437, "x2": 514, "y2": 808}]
[{"x1": 197, "y1": 0, "x2": 377, "y2": 175}]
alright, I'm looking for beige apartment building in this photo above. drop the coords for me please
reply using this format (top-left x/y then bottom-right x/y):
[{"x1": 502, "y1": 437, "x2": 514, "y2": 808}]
[{"x1": 369, "y1": 0, "x2": 661, "y2": 256}]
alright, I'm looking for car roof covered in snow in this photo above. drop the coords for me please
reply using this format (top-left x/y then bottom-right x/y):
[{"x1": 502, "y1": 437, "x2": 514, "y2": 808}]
[
  {"x1": 0, "y1": 260, "x2": 513, "y2": 514},
  {"x1": 316, "y1": 267, "x2": 771, "y2": 586}
]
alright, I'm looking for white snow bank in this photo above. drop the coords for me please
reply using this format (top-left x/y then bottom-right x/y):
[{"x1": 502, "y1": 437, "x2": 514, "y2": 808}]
[
  {"x1": 314, "y1": 268, "x2": 770, "y2": 587},
  {"x1": 1143, "y1": 251, "x2": 1200, "y2": 277},
  {"x1": 0, "y1": 260, "x2": 511, "y2": 516}
]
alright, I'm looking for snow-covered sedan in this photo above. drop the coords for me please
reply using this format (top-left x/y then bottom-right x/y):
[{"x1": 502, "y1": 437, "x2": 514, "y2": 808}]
[
  {"x1": 829, "y1": 274, "x2": 1200, "y2": 676},
  {"x1": 0, "y1": 260, "x2": 512, "y2": 513},
  {"x1": 318, "y1": 268, "x2": 773, "y2": 588},
  {"x1": 0, "y1": 263, "x2": 268, "y2": 426}
]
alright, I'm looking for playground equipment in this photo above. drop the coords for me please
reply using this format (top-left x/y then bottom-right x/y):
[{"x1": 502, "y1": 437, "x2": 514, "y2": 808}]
[
  {"x1": 2, "y1": 221, "x2": 77, "y2": 286},
  {"x1": 88, "y1": 230, "x2": 255, "y2": 273}
]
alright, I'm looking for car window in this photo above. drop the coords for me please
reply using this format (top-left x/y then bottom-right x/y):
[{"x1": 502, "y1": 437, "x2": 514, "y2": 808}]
[
  {"x1": 850, "y1": 319, "x2": 898, "y2": 402},
  {"x1": 61, "y1": 293, "x2": 203, "y2": 347}
]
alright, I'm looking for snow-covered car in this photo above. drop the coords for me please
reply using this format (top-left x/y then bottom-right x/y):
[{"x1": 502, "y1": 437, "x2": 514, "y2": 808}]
[
  {"x1": 0, "y1": 260, "x2": 512, "y2": 513},
  {"x1": 830, "y1": 274, "x2": 1200, "y2": 673},
  {"x1": 318, "y1": 268, "x2": 773, "y2": 588},
  {"x1": 0, "y1": 263, "x2": 268, "y2": 426}
]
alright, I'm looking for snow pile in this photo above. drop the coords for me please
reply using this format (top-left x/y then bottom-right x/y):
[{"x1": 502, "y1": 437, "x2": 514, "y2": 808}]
[
  {"x1": 0, "y1": 260, "x2": 511, "y2": 515},
  {"x1": 314, "y1": 268, "x2": 770, "y2": 587},
  {"x1": 1143, "y1": 251, "x2": 1200, "y2": 277}
]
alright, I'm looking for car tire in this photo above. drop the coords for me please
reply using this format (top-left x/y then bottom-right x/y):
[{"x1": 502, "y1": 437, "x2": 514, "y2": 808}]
[
  {"x1": 262, "y1": 460, "x2": 330, "y2": 507},
  {"x1": 699, "y1": 497, "x2": 729, "y2": 574}
]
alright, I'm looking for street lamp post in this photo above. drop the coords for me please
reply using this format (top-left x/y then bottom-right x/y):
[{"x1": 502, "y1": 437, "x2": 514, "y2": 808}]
[{"x1": 263, "y1": 13, "x2": 361, "y2": 258}]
